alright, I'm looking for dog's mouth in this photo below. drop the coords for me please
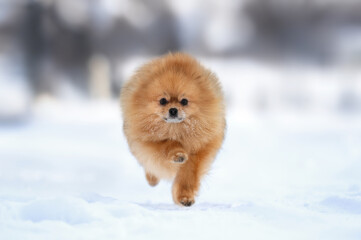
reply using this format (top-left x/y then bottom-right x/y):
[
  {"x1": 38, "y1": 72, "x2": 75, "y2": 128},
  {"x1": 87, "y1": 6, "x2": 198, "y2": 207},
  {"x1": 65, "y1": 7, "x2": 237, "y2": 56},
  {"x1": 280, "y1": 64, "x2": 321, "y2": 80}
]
[{"x1": 163, "y1": 117, "x2": 184, "y2": 123}]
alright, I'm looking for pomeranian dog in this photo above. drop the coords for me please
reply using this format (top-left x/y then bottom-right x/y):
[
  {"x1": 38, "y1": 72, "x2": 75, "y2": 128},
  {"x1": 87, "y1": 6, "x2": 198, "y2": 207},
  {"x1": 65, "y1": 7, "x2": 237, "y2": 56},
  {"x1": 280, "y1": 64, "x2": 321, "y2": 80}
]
[{"x1": 120, "y1": 53, "x2": 225, "y2": 206}]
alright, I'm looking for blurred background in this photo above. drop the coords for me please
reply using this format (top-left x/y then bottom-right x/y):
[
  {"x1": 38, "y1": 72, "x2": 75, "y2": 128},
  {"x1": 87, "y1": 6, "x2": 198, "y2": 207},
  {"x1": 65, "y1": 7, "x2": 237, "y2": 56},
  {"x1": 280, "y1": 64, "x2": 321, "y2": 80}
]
[
  {"x1": 1, "y1": 0, "x2": 361, "y2": 118},
  {"x1": 1, "y1": 0, "x2": 361, "y2": 238}
]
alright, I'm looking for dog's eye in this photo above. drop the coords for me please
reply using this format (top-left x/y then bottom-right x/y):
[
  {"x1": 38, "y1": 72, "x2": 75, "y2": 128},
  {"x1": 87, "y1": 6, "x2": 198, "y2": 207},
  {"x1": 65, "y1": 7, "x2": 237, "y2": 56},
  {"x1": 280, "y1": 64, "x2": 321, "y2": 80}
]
[
  {"x1": 159, "y1": 98, "x2": 168, "y2": 105},
  {"x1": 180, "y1": 98, "x2": 188, "y2": 106}
]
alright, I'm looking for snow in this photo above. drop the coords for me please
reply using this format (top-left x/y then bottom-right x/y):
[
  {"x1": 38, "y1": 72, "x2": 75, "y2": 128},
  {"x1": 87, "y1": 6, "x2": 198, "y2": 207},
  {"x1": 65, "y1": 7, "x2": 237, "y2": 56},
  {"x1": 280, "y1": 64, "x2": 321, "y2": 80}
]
[{"x1": 1, "y1": 59, "x2": 361, "y2": 239}]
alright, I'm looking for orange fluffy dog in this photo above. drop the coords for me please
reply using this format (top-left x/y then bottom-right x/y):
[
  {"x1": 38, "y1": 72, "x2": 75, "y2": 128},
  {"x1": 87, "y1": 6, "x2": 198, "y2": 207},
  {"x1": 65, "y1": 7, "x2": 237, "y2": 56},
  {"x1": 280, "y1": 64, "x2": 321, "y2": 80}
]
[{"x1": 120, "y1": 53, "x2": 225, "y2": 206}]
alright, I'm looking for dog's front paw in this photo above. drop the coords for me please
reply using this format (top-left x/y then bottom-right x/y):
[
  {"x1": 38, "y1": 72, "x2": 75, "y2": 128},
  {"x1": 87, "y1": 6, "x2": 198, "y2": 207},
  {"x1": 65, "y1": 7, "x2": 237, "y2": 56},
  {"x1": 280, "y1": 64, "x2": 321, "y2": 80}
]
[
  {"x1": 179, "y1": 196, "x2": 195, "y2": 207},
  {"x1": 172, "y1": 182, "x2": 196, "y2": 207},
  {"x1": 172, "y1": 152, "x2": 188, "y2": 163}
]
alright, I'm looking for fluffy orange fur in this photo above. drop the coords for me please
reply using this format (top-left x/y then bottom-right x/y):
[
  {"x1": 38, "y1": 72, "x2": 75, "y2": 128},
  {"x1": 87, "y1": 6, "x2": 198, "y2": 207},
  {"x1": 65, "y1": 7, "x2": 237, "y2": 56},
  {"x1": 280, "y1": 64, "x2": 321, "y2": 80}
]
[{"x1": 120, "y1": 53, "x2": 225, "y2": 206}]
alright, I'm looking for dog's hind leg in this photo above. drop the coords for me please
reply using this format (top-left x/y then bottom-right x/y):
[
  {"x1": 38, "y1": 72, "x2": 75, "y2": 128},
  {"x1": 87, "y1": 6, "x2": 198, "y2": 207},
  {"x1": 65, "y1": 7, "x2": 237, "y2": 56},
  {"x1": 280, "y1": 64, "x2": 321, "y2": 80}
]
[{"x1": 145, "y1": 172, "x2": 159, "y2": 187}]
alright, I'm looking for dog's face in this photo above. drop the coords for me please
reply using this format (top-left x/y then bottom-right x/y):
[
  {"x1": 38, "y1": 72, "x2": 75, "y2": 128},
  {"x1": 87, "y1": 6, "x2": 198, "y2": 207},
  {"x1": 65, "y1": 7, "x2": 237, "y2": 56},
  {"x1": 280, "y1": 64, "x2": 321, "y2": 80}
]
[
  {"x1": 141, "y1": 71, "x2": 202, "y2": 124},
  {"x1": 157, "y1": 96, "x2": 188, "y2": 123}
]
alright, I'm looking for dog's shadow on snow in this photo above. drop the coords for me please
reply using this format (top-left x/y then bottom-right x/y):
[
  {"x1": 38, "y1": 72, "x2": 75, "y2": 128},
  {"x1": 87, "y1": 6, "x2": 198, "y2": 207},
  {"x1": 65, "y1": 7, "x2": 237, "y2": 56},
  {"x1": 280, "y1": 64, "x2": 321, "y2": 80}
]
[{"x1": 135, "y1": 202, "x2": 235, "y2": 211}]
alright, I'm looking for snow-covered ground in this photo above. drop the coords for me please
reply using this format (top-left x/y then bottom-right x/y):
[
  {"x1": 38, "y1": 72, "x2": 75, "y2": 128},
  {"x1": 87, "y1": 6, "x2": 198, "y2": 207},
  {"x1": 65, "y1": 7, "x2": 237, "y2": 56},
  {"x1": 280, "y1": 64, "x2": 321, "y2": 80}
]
[{"x1": 1, "y1": 59, "x2": 361, "y2": 239}]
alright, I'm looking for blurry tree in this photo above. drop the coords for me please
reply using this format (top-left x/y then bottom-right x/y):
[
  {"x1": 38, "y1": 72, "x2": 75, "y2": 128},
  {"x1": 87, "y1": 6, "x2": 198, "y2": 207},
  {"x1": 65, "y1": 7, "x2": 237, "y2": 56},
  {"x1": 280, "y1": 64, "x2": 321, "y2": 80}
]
[
  {"x1": 244, "y1": 0, "x2": 361, "y2": 64},
  {"x1": 18, "y1": 0, "x2": 179, "y2": 97},
  {"x1": 22, "y1": 1, "x2": 45, "y2": 95}
]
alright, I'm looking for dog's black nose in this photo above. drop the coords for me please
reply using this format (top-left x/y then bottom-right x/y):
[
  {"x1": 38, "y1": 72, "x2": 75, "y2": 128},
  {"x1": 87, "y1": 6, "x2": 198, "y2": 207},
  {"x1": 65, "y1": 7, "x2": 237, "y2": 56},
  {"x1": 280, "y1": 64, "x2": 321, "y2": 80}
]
[{"x1": 169, "y1": 108, "x2": 178, "y2": 117}]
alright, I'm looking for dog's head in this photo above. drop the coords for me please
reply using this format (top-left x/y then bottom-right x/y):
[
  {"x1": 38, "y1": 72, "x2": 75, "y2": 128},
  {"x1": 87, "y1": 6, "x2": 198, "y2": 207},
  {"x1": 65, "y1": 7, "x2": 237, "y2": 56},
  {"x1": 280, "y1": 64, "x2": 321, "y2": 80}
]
[
  {"x1": 125, "y1": 53, "x2": 223, "y2": 132},
  {"x1": 139, "y1": 71, "x2": 202, "y2": 124}
]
